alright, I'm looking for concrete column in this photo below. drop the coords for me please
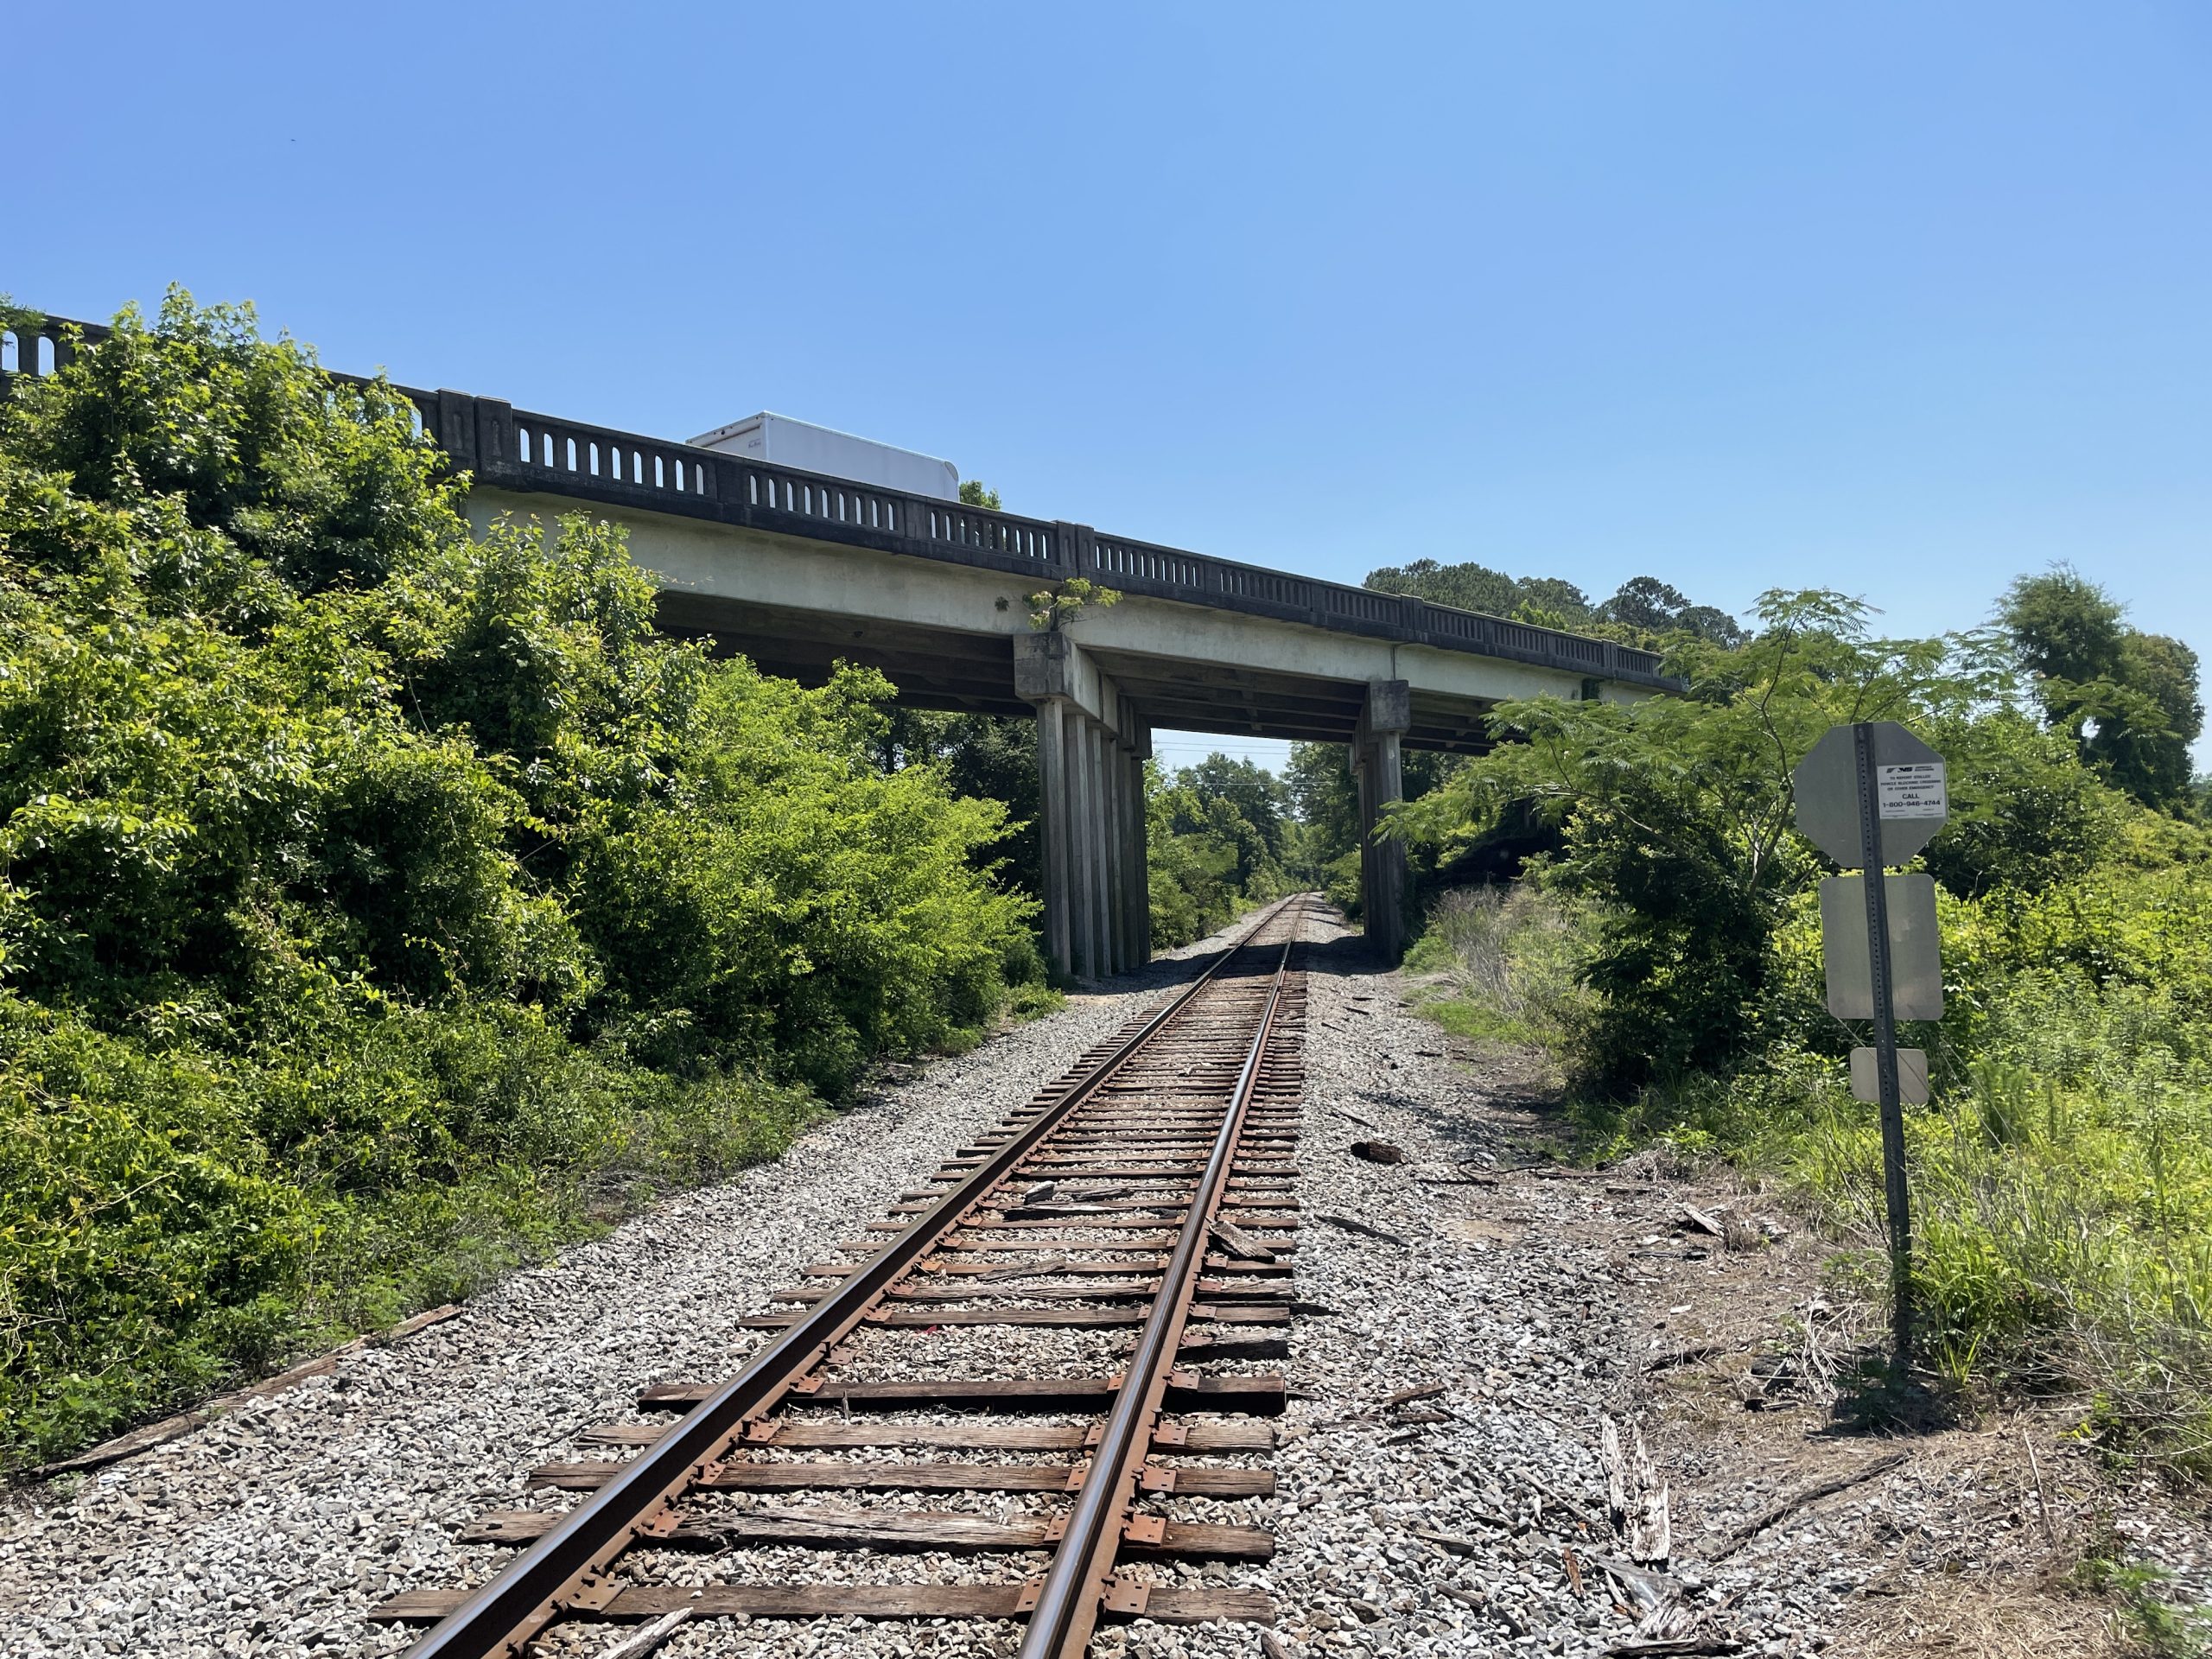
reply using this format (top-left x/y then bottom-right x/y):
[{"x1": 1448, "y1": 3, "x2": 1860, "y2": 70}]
[
  {"x1": 1102, "y1": 725, "x2": 1127, "y2": 975},
  {"x1": 1083, "y1": 717, "x2": 1113, "y2": 977},
  {"x1": 1120, "y1": 741, "x2": 1147, "y2": 969},
  {"x1": 1035, "y1": 701, "x2": 1074, "y2": 979},
  {"x1": 1351, "y1": 747, "x2": 1375, "y2": 933},
  {"x1": 1363, "y1": 729, "x2": 1408, "y2": 960},
  {"x1": 1069, "y1": 715, "x2": 1101, "y2": 980},
  {"x1": 1356, "y1": 679, "x2": 1413, "y2": 962},
  {"x1": 1014, "y1": 632, "x2": 1144, "y2": 982}
]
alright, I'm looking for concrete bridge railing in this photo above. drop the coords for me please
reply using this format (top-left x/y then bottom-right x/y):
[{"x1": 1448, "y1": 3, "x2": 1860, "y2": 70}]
[{"x1": 3, "y1": 311, "x2": 1673, "y2": 692}]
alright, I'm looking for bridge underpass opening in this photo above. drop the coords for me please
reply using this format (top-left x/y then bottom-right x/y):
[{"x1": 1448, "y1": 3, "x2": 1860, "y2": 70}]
[{"x1": 658, "y1": 589, "x2": 1464, "y2": 978}]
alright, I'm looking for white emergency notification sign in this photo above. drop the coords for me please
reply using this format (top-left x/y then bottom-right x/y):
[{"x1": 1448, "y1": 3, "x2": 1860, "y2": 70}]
[{"x1": 1876, "y1": 762, "x2": 1947, "y2": 820}]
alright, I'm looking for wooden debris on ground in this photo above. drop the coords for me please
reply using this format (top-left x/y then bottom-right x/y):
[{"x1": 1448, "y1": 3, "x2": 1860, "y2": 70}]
[
  {"x1": 597, "y1": 1609, "x2": 692, "y2": 1659},
  {"x1": 1644, "y1": 1343, "x2": 1732, "y2": 1374},
  {"x1": 1675, "y1": 1198, "x2": 1768, "y2": 1253},
  {"x1": 964, "y1": 1253, "x2": 1071, "y2": 1284},
  {"x1": 1704, "y1": 1450, "x2": 1909, "y2": 1562},
  {"x1": 1386, "y1": 1382, "x2": 1448, "y2": 1408},
  {"x1": 1315, "y1": 1212, "x2": 1408, "y2": 1246},
  {"x1": 1601, "y1": 1414, "x2": 1673, "y2": 1567},
  {"x1": 1408, "y1": 1525, "x2": 1484, "y2": 1555},
  {"x1": 2021, "y1": 1429, "x2": 2058, "y2": 1545},
  {"x1": 1349, "y1": 1140, "x2": 1408, "y2": 1165},
  {"x1": 1208, "y1": 1219, "x2": 1278, "y2": 1262}
]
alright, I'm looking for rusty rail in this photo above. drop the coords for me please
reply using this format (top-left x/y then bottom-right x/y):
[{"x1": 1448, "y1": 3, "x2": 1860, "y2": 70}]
[
  {"x1": 1020, "y1": 926, "x2": 1294, "y2": 1656},
  {"x1": 400, "y1": 896, "x2": 1305, "y2": 1659}
]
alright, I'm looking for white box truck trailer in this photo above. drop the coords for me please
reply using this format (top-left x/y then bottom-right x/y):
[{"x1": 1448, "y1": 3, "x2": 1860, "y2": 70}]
[{"x1": 689, "y1": 411, "x2": 962, "y2": 503}]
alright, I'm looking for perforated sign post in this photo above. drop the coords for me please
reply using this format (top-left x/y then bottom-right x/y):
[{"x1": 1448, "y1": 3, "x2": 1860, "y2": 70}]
[{"x1": 1793, "y1": 721, "x2": 1948, "y2": 1370}]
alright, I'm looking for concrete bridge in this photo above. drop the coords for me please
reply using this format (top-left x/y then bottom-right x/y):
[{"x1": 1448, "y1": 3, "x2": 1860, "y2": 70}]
[{"x1": 5, "y1": 314, "x2": 1675, "y2": 975}]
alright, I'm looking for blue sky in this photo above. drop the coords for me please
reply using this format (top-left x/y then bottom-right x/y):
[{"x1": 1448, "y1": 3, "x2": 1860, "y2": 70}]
[{"x1": 13, "y1": 2, "x2": 2209, "y2": 770}]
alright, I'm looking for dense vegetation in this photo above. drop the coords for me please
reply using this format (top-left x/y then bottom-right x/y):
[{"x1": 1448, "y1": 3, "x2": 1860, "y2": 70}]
[
  {"x1": 0, "y1": 297, "x2": 1039, "y2": 1467},
  {"x1": 1394, "y1": 577, "x2": 2212, "y2": 1470},
  {"x1": 1147, "y1": 754, "x2": 1306, "y2": 944}
]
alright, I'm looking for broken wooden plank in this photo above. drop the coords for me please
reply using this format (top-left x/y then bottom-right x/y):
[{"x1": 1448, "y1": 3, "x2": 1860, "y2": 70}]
[
  {"x1": 1208, "y1": 1218, "x2": 1279, "y2": 1262},
  {"x1": 599, "y1": 1611, "x2": 690, "y2": 1659},
  {"x1": 1387, "y1": 1382, "x2": 1449, "y2": 1408},
  {"x1": 1678, "y1": 1203, "x2": 1726, "y2": 1238},
  {"x1": 1600, "y1": 1414, "x2": 1673, "y2": 1567}
]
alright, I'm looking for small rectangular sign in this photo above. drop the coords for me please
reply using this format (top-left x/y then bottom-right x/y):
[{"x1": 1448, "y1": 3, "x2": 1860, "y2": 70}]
[
  {"x1": 1820, "y1": 874, "x2": 1944, "y2": 1020},
  {"x1": 1851, "y1": 1046, "x2": 1929, "y2": 1104},
  {"x1": 1876, "y1": 761, "x2": 1947, "y2": 820}
]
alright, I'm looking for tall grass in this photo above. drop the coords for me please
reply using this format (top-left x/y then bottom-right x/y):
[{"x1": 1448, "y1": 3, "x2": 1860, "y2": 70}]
[
  {"x1": 1404, "y1": 884, "x2": 1588, "y2": 1050},
  {"x1": 1414, "y1": 881, "x2": 2212, "y2": 1474}
]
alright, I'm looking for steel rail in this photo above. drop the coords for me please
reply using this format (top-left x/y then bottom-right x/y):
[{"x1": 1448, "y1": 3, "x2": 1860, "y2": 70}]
[
  {"x1": 1019, "y1": 914, "x2": 1299, "y2": 1658},
  {"x1": 404, "y1": 896, "x2": 1300, "y2": 1659}
]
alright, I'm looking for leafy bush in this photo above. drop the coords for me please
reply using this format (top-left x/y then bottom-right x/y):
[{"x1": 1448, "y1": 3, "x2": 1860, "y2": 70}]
[
  {"x1": 1146, "y1": 755, "x2": 1294, "y2": 947},
  {"x1": 1399, "y1": 581, "x2": 2212, "y2": 1472},
  {"x1": 0, "y1": 294, "x2": 1036, "y2": 1465}
]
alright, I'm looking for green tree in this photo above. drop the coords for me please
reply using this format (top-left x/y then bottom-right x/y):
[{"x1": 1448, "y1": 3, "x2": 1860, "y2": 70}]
[
  {"x1": 1397, "y1": 592, "x2": 1961, "y2": 1094},
  {"x1": 880, "y1": 709, "x2": 1042, "y2": 899},
  {"x1": 1365, "y1": 558, "x2": 1547, "y2": 619},
  {"x1": 1363, "y1": 557, "x2": 1744, "y2": 647},
  {"x1": 2002, "y1": 567, "x2": 2204, "y2": 810},
  {"x1": 0, "y1": 293, "x2": 1042, "y2": 1463}
]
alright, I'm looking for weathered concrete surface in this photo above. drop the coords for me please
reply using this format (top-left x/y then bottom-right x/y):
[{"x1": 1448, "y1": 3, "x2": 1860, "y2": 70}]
[{"x1": 467, "y1": 489, "x2": 1648, "y2": 745}]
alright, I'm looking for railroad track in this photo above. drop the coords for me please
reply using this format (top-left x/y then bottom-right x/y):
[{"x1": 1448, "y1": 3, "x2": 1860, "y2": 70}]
[{"x1": 373, "y1": 894, "x2": 1319, "y2": 1657}]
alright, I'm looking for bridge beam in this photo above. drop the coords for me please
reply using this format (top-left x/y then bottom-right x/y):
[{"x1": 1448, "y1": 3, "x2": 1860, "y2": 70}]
[
  {"x1": 1017, "y1": 633, "x2": 1149, "y2": 981},
  {"x1": 1354, "y1": 679, "x2": 1413, "y2": 961}
]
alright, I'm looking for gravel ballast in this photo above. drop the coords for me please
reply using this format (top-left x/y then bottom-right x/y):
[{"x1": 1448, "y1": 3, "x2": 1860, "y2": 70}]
[
  {"x1": 7, "y1": 903, "x2": 2091, "y2": 1659},
  {"x1": 0, "y1": 932, "x2": 1237, "y2": 1659}
]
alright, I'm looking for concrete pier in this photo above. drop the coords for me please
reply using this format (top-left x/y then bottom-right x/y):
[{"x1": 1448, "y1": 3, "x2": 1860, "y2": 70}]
[
  {"x1": 1352, "y1": 679, "x2": 1412, "y2": 961},
  {"x1": 1016, "y1": 632, "x2": 1152, "y2": 979}
]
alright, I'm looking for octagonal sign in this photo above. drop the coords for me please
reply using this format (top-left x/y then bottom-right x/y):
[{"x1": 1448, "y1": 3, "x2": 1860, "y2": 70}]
[{"x1": 1792, "y1": 721, "x2": 1946, "y2": 868}]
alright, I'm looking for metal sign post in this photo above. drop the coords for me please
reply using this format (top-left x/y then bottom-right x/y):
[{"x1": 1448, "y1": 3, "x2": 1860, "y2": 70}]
[
  {"x1": 1793, "y1": 721, "x2": 1948, "y2": 1374},
  {"x1": 1853, "y1": 723, "x2": 1914, "y2": 1371}
]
